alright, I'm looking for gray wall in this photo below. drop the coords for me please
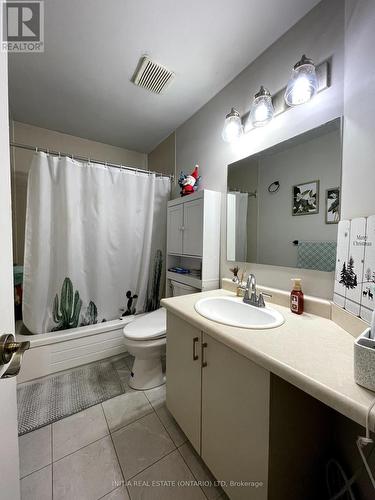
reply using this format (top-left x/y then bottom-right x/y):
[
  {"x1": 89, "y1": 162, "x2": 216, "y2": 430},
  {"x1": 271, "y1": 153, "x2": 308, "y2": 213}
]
[
  {"x1": 148, "y1": 132, "x2": 176, "y2": 177},
  {"x1": 336, "y1": 2, "x2": 375, "y2": 495},
  {"x1": 341, "y1": 0, "x2": 375, "y2": 219},
  {"x1": 176, "y1": 0, "x2": 344, "y2": 298}
]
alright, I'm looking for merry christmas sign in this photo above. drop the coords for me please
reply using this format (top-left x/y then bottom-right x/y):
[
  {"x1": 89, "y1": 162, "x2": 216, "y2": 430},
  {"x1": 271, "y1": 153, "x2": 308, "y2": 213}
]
[{"x1": 333, "y1": 216, "x2": 375, "y2": 322}]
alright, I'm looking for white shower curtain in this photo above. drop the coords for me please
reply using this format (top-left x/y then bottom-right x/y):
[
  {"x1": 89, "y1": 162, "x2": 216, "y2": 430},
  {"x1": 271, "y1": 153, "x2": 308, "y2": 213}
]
[{"x1": 23, "y1": 152, "x2": 170, "y2": 334}]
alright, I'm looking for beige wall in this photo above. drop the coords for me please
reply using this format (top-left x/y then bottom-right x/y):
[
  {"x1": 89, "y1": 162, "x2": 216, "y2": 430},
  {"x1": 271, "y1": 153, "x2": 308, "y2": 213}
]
[
  {"x1": 148, "y1": 132, "x2": 175, "y2": 177},
  {"x1": 10, "y1": 121, "x2": 147, "y2": 264}
]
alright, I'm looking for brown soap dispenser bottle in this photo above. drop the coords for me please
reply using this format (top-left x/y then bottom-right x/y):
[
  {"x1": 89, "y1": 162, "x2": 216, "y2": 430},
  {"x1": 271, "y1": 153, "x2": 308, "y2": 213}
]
[{"x1": 290, "y1": 278, "x2": 304, "y2": 315}]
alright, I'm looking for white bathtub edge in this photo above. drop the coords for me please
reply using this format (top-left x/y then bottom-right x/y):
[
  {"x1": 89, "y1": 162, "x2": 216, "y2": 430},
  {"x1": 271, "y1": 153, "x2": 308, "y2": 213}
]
[{"x1": 16, "y1": 317, "x2": 134, "y2": 383}]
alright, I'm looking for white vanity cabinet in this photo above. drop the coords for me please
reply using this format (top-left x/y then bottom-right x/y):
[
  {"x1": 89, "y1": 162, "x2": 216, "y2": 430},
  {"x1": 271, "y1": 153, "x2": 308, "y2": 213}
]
[
  {"x1": 166, "y1": 312, "x2": 269, "y2": 500},
  {"x1": 166, "y1": 313, "x2": 202, "y2": 451}
]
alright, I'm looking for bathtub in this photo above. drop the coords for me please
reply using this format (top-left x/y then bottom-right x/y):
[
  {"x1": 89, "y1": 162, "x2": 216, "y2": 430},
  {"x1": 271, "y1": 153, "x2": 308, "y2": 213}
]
[{"x1": 15, "y1": 316, "x2": 134, "y2": 383}]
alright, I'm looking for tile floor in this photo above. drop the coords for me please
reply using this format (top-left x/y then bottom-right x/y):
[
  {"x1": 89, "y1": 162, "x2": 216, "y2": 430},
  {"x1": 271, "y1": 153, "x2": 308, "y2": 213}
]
[{"x1": 19, "y1": 354, "x2": 227, "y2": 500}]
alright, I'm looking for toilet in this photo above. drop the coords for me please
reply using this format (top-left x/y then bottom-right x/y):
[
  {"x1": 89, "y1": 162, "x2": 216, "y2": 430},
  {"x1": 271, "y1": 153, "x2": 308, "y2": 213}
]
[{"x1": 122, "y1": 280, "x2": 199, "y2": 390}]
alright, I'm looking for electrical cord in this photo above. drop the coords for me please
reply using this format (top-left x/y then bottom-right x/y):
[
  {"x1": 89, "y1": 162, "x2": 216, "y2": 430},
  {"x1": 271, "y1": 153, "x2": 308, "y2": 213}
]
[
  {"x1": 326, "y1": 398, "x2": 375, "y2": 499},
  {"x1": 326, "y1": 459, "x2": 357, "y2": 500},
  {"x1": 356, "y1": 398, "x2": 375, "y2": 489}
]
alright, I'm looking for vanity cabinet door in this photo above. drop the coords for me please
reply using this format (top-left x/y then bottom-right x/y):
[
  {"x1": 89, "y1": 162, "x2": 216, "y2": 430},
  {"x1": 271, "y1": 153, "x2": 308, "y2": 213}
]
[
  {"x1": 201, "y1": 333, "x2": 270, "y2": 500},
  {"x1": 182, "y1": 198, "x2": 204, "y2": 256},
  {"x1": 166, "y1": 313, "x2": 202, "y2": 452},
  {"x1": 167, "y1": 204, "x2": 183, "y2": 254}
]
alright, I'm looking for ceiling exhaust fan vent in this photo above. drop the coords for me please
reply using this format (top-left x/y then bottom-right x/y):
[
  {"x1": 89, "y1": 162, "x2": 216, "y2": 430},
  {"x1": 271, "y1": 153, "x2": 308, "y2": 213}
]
[{"x1": 132, "y1": 56, "x2": 175, "y2": 94}]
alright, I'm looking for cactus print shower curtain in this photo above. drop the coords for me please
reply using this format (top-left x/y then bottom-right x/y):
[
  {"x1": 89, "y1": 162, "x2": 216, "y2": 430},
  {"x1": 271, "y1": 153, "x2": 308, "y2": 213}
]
[{"x1": 23, "y1": 152, "x2": 170, "y2": 334}]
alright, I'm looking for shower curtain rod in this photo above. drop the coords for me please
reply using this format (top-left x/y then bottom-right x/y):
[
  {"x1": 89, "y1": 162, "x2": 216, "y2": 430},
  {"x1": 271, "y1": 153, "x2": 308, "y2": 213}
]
[{"x1": 9, "y1": 141, "x2": 174, "y2": 180}]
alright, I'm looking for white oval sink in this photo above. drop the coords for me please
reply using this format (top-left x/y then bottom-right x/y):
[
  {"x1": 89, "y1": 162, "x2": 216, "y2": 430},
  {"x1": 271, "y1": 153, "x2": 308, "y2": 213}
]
[{"x1": 194, "y1": 296, "x2": 284, "y2": 329}]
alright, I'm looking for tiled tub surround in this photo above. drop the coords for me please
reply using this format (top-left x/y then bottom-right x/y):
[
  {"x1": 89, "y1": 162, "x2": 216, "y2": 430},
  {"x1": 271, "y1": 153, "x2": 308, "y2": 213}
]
[
  {"x1": 18, "y1": 354, "x2": 227, "y2": 500},
  {"x1": 162, "y1": 285, "x2": 375, "y2": 432}
]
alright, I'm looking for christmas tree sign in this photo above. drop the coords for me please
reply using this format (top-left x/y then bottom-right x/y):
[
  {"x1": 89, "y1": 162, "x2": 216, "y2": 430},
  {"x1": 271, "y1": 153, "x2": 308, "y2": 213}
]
[
  {"x1": 361, "y1": 215, "x2": 375, "y2": 322},
  {"x1": 333, "y1": 220, "x2": 350, "y2": 308},
  {"x1": 339, "y1": 257, "x2": 358, "y2": 289},
  {"x1": 345, "y1": 218, "x2": 366, "y2": 316},
  {"x1": 334, "y1": 216, "x2": 375, "y2": 321}
]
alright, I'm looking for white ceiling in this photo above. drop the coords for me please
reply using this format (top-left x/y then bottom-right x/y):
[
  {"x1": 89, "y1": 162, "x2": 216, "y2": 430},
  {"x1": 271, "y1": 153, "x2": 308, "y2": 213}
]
[{"x1": 8, "y1": 0, "x2": 321, "y2": 153}]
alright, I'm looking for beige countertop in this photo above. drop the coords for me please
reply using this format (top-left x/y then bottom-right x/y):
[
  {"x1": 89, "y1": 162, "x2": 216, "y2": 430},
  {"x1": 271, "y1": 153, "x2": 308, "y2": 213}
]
[{"x1": 161, "y1": 288, "x2": 375, "y2": 431}]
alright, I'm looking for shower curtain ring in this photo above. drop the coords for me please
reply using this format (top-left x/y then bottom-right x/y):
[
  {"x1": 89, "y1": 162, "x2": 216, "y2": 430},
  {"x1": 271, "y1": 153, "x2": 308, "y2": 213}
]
[{"x1": 35, "y1": 146, "x2": 38, "y2": 153}]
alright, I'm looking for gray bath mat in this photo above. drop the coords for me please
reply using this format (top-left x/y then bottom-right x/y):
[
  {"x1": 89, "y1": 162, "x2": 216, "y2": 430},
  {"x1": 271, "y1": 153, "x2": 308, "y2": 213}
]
[{"x1": 17, "y1": 359, "x2": 125, "y2": 435}]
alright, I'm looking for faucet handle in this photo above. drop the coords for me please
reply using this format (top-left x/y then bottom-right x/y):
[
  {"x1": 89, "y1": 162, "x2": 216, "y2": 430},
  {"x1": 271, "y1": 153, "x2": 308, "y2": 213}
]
[
  {"x1": 258, "y1": 292, "x2": 272, "y2": 308},
  {"x1": 258, "y1": 294, "x2": 265, "y2": 308}
]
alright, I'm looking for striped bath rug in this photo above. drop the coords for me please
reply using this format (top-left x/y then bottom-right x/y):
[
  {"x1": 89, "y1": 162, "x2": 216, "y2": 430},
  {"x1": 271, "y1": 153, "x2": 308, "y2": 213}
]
[{"x1": 17, "y1": 358, "x2": 125, "y2": 435}]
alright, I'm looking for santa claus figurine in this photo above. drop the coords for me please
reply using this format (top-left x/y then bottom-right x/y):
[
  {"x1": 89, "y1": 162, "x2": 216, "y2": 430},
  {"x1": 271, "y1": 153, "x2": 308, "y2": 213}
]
[{"x1": 178, "y1": 165, "x2": 200, "y2": 197}]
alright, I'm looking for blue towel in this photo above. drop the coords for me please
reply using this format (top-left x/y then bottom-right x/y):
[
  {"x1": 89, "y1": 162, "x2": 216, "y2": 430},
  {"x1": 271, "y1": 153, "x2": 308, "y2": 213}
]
[{"x1": 297, "y1": 241, "x2": 336, "y2": 272}]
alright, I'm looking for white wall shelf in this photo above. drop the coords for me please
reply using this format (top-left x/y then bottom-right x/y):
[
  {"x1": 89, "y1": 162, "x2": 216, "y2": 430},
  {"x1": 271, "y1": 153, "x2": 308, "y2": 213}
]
[{"x1": 166, "y1": 271, "x2": 202, "y2": 289}]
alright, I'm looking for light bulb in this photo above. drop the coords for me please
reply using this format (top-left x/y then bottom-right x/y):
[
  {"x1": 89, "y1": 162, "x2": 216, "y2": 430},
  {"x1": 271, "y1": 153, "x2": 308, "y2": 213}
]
[
  {"x1": 222, "y1": 108, "x2": 243, "y2": 142},
  {"x1": 284, "y1": 55, "x2": 318, "y2": 107},
  {"x1": 249, "y1": 86, "x2": 274, "y2": 127}
]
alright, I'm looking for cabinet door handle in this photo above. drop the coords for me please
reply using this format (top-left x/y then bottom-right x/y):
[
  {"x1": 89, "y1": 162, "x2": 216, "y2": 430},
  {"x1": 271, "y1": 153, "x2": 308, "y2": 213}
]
[
  {"x1": 193, "y1": 337, "x2": 199, "y2": 361},
  {"x1": 201, "y1": 342, "x2": 208, "y2": 368}
]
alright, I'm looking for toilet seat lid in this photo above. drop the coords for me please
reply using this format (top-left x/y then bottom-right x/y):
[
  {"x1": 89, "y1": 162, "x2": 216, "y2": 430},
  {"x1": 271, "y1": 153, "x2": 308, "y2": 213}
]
[{"x1": 123, "y1": 307, "x2": 166, "y2": 340}]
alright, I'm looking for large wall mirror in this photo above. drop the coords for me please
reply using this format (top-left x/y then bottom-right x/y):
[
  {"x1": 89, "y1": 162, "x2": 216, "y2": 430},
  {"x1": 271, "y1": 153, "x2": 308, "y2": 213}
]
[{"x1": 227, "y1": 118, "x2": 342, "y2": 272}]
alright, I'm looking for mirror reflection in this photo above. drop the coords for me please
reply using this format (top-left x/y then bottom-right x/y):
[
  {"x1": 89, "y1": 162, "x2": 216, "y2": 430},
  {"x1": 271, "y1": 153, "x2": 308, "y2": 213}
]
[{"x1": 227, "y1": 118, "x2": 342, "y2": 271}]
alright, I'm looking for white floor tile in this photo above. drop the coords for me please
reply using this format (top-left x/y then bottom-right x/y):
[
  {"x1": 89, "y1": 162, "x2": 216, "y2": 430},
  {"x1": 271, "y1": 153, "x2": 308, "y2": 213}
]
[
  {"x1": 144, "y1": 385, "x2": 166, "y2": 410},
  {"x1": 155, "y1": 403, "x2": 187, "y2": 447},
  {"x1": 127, "y1": 449, "x2": 206, "y2": 500},
  {"x1": 100, "y1": 486, "x2": 130, "y2": 500},
  {"x1": 102, "y1": 391, "x2": 153, "y2": 432},
  {"x1": 179, "y1": 442, "x2": 223, "y2": 500},
  {"x1": 112, "y1": 412, "x2": 175, "y2": 479},
  {"x1": 53, "y1": 436, "x2": 122, "y2": 500},
  {"x1": 20, "y1": 465, "x2": 52, "y2": 500},
  {"x1": 144, "y1": 385, "x2": 186, "y2": 446},
  {"x1": 19, "y1": 425, "x2": 52, "y2": 478},
  {"x1": 52, "y1": 404, "x2": 109, "y2": 460}
]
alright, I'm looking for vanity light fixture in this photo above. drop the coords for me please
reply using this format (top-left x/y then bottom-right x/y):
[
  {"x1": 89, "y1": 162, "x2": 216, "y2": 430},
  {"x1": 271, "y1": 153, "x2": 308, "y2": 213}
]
[
  {"x1": 222, "y1": 108, "x2": 243, "y2": 143},
  {"x1": 222, "y1": 56, "x2": 329, "y2": 142},
  {"x1": 250, "y1": 86, "x2": 274, "y2": 127},
  {"x1": 284, "y1": 54, "x2": 318, "y2": 106}
]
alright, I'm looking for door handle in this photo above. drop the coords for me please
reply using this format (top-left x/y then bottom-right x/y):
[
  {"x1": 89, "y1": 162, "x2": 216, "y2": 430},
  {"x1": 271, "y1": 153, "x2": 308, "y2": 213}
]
[
  {"x1": 0, "y1": 334, "x2": 30, "y2": 379},
  {"x1": 201, "y1": 342, "x2": 208, "y2": 368},
  {"x1": 193, "y1": 337, "x2": 199, "y2": 361}
]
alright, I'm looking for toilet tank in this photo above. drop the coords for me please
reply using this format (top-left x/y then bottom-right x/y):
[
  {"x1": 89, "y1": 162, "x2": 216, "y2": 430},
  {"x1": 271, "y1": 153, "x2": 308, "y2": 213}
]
[{"x1": 170, "y1": 279, "x2": 200, "y2": 297}]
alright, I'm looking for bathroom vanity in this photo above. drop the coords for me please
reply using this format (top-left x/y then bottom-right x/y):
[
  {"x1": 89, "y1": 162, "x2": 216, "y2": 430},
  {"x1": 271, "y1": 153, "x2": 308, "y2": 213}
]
[
  {"x1": 166, "y1": 310, "x2": 270, "y2": 499},
  {"x1": 161, "y1": 286, "x2": 375, "y2": 500}
]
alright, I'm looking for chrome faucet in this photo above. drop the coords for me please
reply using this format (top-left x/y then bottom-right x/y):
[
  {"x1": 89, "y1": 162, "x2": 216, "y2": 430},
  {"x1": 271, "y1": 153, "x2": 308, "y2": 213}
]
[{"x1": 243, "y1": 273, "x2": 271, "y2": 308}]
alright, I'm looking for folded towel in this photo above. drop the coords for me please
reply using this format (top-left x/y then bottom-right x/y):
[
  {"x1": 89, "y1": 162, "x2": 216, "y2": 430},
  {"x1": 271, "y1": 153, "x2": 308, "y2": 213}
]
[
  {"x1": 13, "y1": 265, "x2": 24, "y2": 286},
  {"x1": 297, "y1": 241, "x2": 336, "y2": 272}
]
